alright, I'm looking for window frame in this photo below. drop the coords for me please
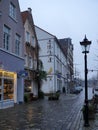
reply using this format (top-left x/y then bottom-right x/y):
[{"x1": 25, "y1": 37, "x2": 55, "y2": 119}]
[
  {"x1": 15, "y1": 34, "x2": 21, "y2": 56},
  {"x1": 24, "y1": 54, "x2": 28, "y2": 67},
  {"x1": 26, "y1": 31, "x2": 30, "y2": 43},
  {"x1": 3, "y1": 25, "x2": 10, "y2": 51},
  {"x1": 9, "y1": 2, "x2": 16, "y2": 20},
  {"x1": 32, "y1": 36, "x2": 35, "y2": 47},
  {"x1": 28, "y1": 56, "x2": 32, "y2": 68}
]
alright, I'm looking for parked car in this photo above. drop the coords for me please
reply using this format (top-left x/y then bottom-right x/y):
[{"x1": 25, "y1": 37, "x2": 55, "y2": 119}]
[
  {"x1": 73, "y1": 86, "x2": 83, "y2": 94},
  {"x1": 76, "y1": 86, "x2": 83, "y2": 91},
  {"x1": 70, "y1": 85, "x2": 83, "y2": 94}
]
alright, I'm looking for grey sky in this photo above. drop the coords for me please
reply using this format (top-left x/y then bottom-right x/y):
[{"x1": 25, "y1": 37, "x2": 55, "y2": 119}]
[{"x1": 19, "y1": 0, "x2": 98, "y2": 79}]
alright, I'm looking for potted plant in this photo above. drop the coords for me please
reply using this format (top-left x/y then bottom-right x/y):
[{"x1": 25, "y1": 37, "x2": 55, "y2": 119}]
[
  {"x1": 82, "y1": 103, "x2": 95, "y2": 120},
  {"x1": 48, "y1": 91, "x2": 60, "y2": 100}
]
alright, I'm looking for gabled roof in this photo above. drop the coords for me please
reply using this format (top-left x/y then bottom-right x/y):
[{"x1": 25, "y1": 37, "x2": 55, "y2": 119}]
[
  {"x1": 21, "y1": 10, "x2": 34, "y2": 26},
  {"x1": 35, "y1": 25, "x2": 67, "y2": 58},
  {"x1": 21, "y1": 11, "x2": 28, "y2": 24},
  {"x1": 21, "y1": 9, "x2": 39, "y2": 49},
  {"x1": 35, "y1": 25, "x2": 56, "y2": 38}
]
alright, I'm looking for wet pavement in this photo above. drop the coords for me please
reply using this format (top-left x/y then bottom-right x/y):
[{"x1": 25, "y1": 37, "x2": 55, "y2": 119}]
[
  {"x1": 79, "y1": 113, "x2": 98, "y2": 130},
  {"x1": 79, "y1": 87, "x2": 98, "y2": 130},
  {"x1": 0, "y1": 92, "x2": 84, "y2": 130}
]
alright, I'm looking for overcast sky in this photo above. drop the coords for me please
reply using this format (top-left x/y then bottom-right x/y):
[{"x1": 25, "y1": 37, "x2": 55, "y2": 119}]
[{"x1": 19, "y1": 0, "x2": 98, "y2": 79}]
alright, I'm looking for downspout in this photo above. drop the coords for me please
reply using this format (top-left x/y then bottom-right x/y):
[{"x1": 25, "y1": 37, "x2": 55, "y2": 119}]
[
  {"x1": 33, "y1": 25, "x2": 40, "y2": 98},
  {"x1": 53, "y1": 38, "x2": 56, "y2": 92}
]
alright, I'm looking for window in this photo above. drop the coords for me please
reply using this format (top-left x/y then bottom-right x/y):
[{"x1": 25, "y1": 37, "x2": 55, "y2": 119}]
[
  {"x1": 60, "y1": 63, "x2": 62, "y2": 73},
  {"x1": 0, "y1": 78, "x2": 2, "y2": 101},
  {"x1": 3, "y1": 25, "x2": 10, "y2": 51},
  {"x1": 33, "y1": 59, "x2": 37, "y2": 70},
  {"x1": 9, "y1": 2, "x2": 16, "y2": 20},
  {"x1": 32, "y1": 36, "x2": 35, "y2": 46},
  {"x1": 24, "y1": 80, "x2": 31, "y2": 93},
  {"x1": 28, "y1": 57, "x2": 32, "y2": 68},
  {"x1": 15, "y1": 34, "x2": 20, "y2": 55},
  {"x1": 4, "y1": 79, "x2": 14, "y2": 100},
  {"x1": 26, "y1": 31, "x2": 30, "y2": 43},
  {"x1": 0, "y1": 71, "x2": 15, "y2": 101},
  {"x1": 57, "y1": 60, "x2": 59, "y2": 70},
  {"x1": 24, "y1": 55, "x2": 28, "y2": 67},
  {"x1": 48, "y1": 56, "x2": 52, "y2": 62},
  {"x1": 47, "y1": 40, "x2": 51, "y2": 49}
]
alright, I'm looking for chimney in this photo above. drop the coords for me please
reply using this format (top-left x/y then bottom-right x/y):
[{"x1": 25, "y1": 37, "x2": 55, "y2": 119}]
[{"x1": 28, "y1": 8, "x2": 32, "y2": 14}]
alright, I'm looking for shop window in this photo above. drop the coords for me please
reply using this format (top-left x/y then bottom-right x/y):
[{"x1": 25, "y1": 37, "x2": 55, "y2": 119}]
[
  {"x1": 4, "y1": 79, "x2": 14, "y2": 100},
  {"x1": 0, "y1": 72, "x2": 2, "y2": 77},
  {"x1": 4, "y1": 72, "x2": 14, "y2": 78},
  {"x1": 0, "y1": 79, "x2": 2, "y2": 101}
]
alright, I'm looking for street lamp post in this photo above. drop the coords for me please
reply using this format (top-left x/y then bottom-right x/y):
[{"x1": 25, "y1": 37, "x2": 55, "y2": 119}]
[{"x1": 80, "y1": 35, "x2": 91, "y2": 127}]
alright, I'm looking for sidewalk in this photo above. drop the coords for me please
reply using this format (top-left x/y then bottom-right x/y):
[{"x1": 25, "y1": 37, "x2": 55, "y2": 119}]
[{"x1": 79, "y1": 113, "x2": 98, "y2": 130}]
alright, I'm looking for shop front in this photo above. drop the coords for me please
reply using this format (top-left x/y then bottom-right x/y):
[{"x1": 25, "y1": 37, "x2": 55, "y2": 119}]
[
  {"x1": 0, "y1": 49, "x2": 25, "y2": 108},
  {"x1": 24, "y1": 70, "x2": 38, "y2": 96},
  {"x1": 0, "y1": 69, "x2": 17, "y2": 109}
]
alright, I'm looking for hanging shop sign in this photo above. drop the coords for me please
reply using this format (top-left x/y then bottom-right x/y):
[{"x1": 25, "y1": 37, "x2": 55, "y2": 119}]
[{"x1": 17, "y1": 70, "x2": 28, "y2": 77}]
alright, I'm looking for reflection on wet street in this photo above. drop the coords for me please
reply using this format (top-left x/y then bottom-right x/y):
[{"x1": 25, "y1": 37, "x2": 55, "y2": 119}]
[{"x1": 0, "y1": 88, "x2": 93, "y2": 130}]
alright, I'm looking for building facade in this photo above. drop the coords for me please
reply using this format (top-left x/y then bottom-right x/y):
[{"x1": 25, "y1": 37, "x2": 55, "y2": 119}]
[
  {"x1": 0, "y1": 0, "x2": 24, "y2": 108},
  {"x1": 59, "y1": 38, "x2": 74, "y2": 93},
  {"x1": 21, "y1": 8, "x2": 38, "y2": 97},
  {"x1": 35, "y1": 26, "x2": 68, "y2": 94}
]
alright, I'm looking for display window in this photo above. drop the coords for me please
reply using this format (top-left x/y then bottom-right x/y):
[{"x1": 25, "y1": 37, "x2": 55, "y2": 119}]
[
  {"x1": 4, "y1": 79, "x2": 14, "y2": 100},
  {"x1": 0, "y1": 78, "x2": 2, "y2": 101},
  {"x1": 0, "y1": 70, "x2": 15, "y2": 101}
]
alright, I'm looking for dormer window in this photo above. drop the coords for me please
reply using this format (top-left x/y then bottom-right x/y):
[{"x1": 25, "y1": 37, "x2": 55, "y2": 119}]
[{"x1": 9, "y1": 2, "x2": 16, "y2": 20}]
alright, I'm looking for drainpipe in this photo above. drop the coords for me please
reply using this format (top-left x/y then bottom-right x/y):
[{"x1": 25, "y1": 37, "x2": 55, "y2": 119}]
[
  {"x1": 36, "y1": 39, "x2": 40, "y2": 98},
  {"x1": 53, "y1": 38, "x2": 56, "y2": 93}
]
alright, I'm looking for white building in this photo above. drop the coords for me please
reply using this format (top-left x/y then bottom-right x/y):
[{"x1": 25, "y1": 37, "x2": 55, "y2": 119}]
[{"x1": 35, "y1": 26, "x2": 68, "y2": 94}]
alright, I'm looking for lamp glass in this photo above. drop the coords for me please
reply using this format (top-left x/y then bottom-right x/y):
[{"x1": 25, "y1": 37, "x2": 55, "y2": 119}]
[
  {"x1": 81, "y1": 44, "x2": 90, "y2": 53},
  {"x1": 80, "y1": 35, "x2": 91, "y2": 53}
]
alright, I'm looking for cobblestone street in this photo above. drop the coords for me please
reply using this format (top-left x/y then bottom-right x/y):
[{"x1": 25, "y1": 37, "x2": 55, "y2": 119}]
[{"x1": 0, "y1": 92, "x2": 84, "y2": 130}]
